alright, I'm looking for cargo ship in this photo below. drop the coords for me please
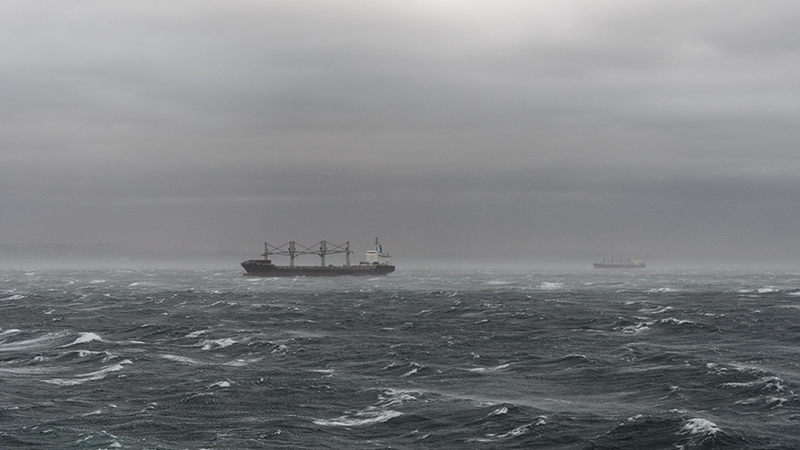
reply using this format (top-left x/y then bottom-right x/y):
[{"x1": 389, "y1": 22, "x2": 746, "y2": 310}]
[
  {"x1": 593, "y1": 258, "x2": 646, "y2": 269},
  {"x1": 241, "y1": 238, "x2": 394, "y2": 277}
]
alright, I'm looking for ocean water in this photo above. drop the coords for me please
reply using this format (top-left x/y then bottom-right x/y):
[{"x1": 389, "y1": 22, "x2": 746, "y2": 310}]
[{"x1": 1, "y1": 266, "x2": 799, "y2": 449}]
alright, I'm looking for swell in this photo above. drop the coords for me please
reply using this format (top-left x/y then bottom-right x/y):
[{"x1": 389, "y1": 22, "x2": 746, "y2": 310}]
[{"x1": 0, "y1": 268, "x2": 798, "y2": 449}]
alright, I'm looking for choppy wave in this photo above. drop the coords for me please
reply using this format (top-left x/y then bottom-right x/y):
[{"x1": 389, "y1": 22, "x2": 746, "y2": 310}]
[
  {"x1": 0, "y1": 267, "x2": 796, "y2": 449},
  {"x1": 161, "y1": 354, "x2": 203, "y2": 365},
  {"x1": 678, "y1": 417, "x2": 723, "y2": 447},
  {"x1": 0, "y1": 331, "x2": 72, "y2": 352},
  {"x1": 314, "y1": 409, "x2": 403, "y2": 427},
  {"x1": 43, "y1": 360, "x2": 132, "y2": 386},
  {"x1": 647, "y1": 287, "x2": 678, "y2": 293},
  {"x1": 62, "y1": 332, "x2": 103, "y2": 347},
  {"x1": 466, "y1": 363, "x2": 511, "y2": 373},
  {"x1": 200, "y1": 337, "x2": 237, "y2": 350},
  {"x1": 313, "y1": 389, "x2": 412, "y2": 427}
]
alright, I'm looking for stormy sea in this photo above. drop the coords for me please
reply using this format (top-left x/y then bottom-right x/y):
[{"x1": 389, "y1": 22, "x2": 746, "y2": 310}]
[{"x1": 1, "y1": 266, "x2": 799, "y2": 449}]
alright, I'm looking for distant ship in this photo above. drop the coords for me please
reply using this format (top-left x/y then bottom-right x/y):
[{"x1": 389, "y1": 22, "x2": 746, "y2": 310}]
[
  {"x1": 593, "y1": 258, "x2": 646, "y2": 269},
  {"x1": 242, "y1": 238, "x2": 395, "y2": 276}
]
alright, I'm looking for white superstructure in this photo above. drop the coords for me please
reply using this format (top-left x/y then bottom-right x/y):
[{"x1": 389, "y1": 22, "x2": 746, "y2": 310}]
[{"x1": 362, "y1": 238, "x2": 391, "y2": 266}]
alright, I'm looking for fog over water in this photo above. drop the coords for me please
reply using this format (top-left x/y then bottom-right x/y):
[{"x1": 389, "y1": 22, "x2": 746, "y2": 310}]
[{"x1": 2, "y1": 1, "x2": 799, "y2": 266}]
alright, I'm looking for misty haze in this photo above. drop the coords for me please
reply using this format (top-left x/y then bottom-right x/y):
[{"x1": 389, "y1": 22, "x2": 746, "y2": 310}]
[
  {"x1": 2, "y1": 2, "x2": 800, "y2": 449},
  {"x1": 1, "y1": 1, "x2": 798, "y2": 268}
]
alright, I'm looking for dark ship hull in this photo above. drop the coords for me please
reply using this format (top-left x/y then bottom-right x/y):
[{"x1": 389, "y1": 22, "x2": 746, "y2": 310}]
[
  {"x1": 593, "y1": 262, "x2": 646, "y2": 269},
  {"x1": 241, "y1": 260, "x2": 395, "y2": 277}
]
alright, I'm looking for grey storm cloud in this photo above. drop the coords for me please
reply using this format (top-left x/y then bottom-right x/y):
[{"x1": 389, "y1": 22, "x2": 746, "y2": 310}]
[{"x1": 1, "y1": 0, "x2": 799, "y2": 264}]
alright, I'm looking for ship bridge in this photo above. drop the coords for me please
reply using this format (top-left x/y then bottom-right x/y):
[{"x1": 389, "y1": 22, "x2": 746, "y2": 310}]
[{"x1": 362, "y1": 238, "x2": 391, "y2": 266}]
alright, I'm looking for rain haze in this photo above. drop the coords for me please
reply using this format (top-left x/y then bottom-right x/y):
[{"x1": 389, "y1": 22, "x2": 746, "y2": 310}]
[{"x1": 1, "y1": 0, "x2": 799, "y2": 267}]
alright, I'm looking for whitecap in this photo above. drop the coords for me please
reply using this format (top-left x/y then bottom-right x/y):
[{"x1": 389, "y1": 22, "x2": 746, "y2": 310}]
[
  {"x1": 467, "y1": 363, "x2": 510, "y2": 373},
  {"x1": 1, "y1": 294, "x2": 26, "y2": 301},
  {"x1": 489, "y1": 406, "x2": 508, "y2": 416},
  {"x1": 272, "y1": 344, "x2": 289, "y2": 354},
  {"x1": 210, "y1": 300, "x2": 237, "y2": 307},
  {"x1": 678, "y1": 418, "x2": 720, "y2": 437},
  {"x1": 161, "y1": 354, "x2": 202, "y2": 365},
  {"x1": 766, "y1": 396, "x2": 788, "y2": 408},
  {"x1": 622, "y1": 414, "x2": 645, "y2": 424},
  {"x1": 538, "y1": 282, "x2": 563, "y2": 290},
  {"x1": 564, "y1": 353, "x2": 590, "y2": 362},
  {"x1": 209, "y1": 380, "x2": 232, "y2": 389},
  {"x1": 186, "y1": 330, "x2": 209, "y2": 338},
  {"x1": 200, "y1": 338, "x2": 236, "y2": 350},
  {"x1": 660, "y1": 385, "x2": 680, "y2": 400},
  {"x1": 475, "y1": 423, "x2": 534, "y2": 443},
  {"x1": 660, "y1": 318, "x2": 694, "y2": 325},
  {"x1": 43, "y1": 360, "x2": 132, "y2": 386},
  {"x1": 62, "y1": 332, "x2": 102, "y2": 347},
  {"x1": 721, "y1": 376, "x2": 784, "y2": 392},
  {"x1": 0, "y1": 332, "x2": 71, "y2": 352},
  {"x1": 642, "y1": 306, "x2": 672, "y2": 314},
  {"x1": 313, "y1": 410, "x2": 403, "y2": 427},
  {"x1": 730, "y1": 362, "x2": 769, "y2": 376},
  {"x1": 379, "y1": 389, "x2": 417, "y2": 407},
  {"x1": 618, "y1": 321, "x2": 654, "y2": 334},
  {"x1": 501, "y1": 423, "x2": 532, "y2": 438},
  {"x1": 224, "y1": 357, "x2": 263, "y2": 367},
  {"x1": 0, "y1": 366, "x2": 61, "y2": 375}
]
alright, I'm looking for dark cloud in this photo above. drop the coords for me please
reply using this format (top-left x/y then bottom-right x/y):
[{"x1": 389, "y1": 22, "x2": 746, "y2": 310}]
[{"x1": 1, "y1": 1, "x2": 799, "y2": 265}]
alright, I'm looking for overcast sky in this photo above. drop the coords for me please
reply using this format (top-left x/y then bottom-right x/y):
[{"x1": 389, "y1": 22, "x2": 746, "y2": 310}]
[{"x1": 1, "y1": 0, "x2": 799, "y2": 265}]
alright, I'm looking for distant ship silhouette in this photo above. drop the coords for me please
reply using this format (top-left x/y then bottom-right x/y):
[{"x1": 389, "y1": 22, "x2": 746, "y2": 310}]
[{"x1": 593, "y1": 258, "x2": 646, "y2": 269}]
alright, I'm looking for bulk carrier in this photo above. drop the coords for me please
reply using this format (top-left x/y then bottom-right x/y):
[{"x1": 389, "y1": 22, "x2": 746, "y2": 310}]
[
  {"x1": 593, "y1": 258, "x2": 646, "y2": 269},
  {"x1": 241, "y1": 238, "x2": 394, "y2": 277}
]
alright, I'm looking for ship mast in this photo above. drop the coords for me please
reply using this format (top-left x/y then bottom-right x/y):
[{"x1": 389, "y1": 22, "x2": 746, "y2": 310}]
[{"x1": 260, "y1": 240, "x2": 353, "y2": 267}]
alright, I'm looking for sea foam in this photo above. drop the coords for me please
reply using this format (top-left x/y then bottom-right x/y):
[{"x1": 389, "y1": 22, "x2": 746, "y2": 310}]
[
  {"x1": 679, "y1": 417, "x2": 720, "y2": 438},
  {"x1": 43, "y1": 360, "x2": 132, "y2": 386},
  {"x1": 313, "y1": 410, "x2": 403, "y2": 427},
  {"x1": 62, "y1": 332, "x2": 103, "y2": 347}
]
